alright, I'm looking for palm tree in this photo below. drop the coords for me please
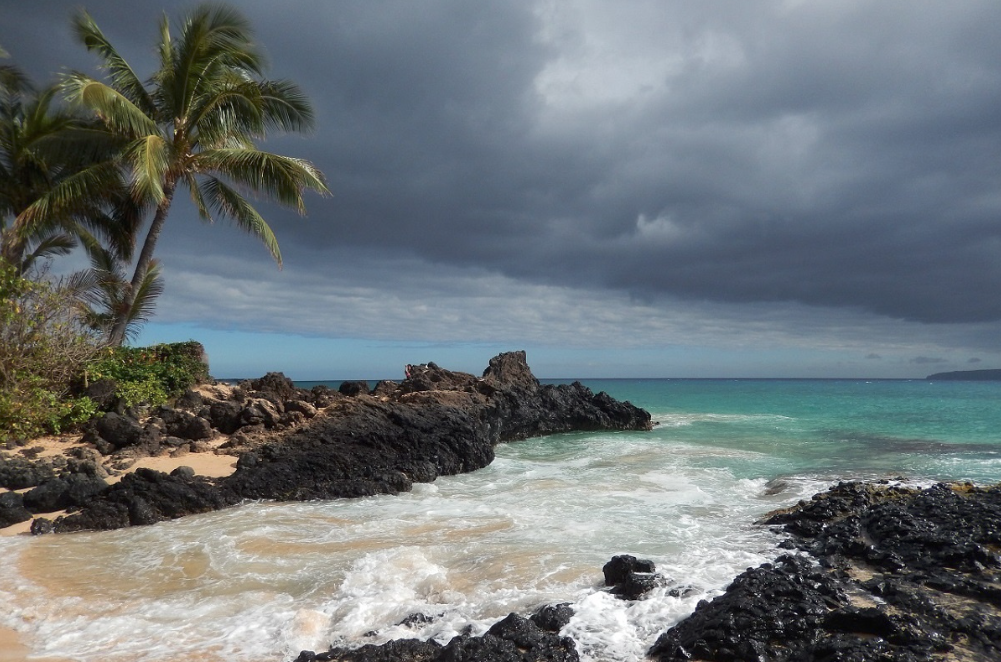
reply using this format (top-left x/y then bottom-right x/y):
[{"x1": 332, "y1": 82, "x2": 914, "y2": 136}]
[
  {"x1": 64, "y1": 3, "x2": 330, "y2": 346},
  {"x1": 1, "y1": 60, "x2": 129, "y2": 274}
]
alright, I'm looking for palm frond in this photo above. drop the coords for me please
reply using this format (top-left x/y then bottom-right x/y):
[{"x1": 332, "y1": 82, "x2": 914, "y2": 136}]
[
  {"x1": 171, "y1": 4, "x2": 264, "y2": 121},
  {"x1": 189, "y1": 75, "x2": 265, "y2": 146},
  {"x1": 20, "y1": 232, "x2": 77, "y2": 272},
  {"x1": 125, "y1": 134, "x2": 170, "y2": 204},
  {"x1": 201, "y1": 176, "x2": 281, "y2": 266},
  {"x1": 62, "y1": 73, "x2": 160, "y2": 139},
  {"x1": 72, "y1": 10, "x2": 156, "y2": 116},
  {"x1": 127, "y1": 260, "x2": 164, "y2": 330},
  {"x1": 0, "y1": 62, "x2": 32, "y2": 97},
  {"x1": 185, "y1": 171, "x2": 212, "y2": 221},
  {"x1": 195, "y1": 148, "x2": 329, "y2": 213},
  {"x1": 15, "y1": 160, "x2": 123, "y2": 237},
  {"x1": 258, "y1": 79, "x2": 315, "y2": 134}
]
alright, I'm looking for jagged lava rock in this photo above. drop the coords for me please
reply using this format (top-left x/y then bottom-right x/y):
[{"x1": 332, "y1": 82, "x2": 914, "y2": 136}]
[
  {"x1": 650, "y1": 481, "x2": 1001, "y2": 662},
  {"x1": 37, "y1": 351, "x2": 651, "y2": 533},
  {"x1": 223, "y1": 351, "x2": 650, "y2": 503}
]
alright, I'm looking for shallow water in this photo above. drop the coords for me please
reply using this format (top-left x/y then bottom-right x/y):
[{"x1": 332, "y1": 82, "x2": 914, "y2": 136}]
[{"x1": 1, "y1": 379, "x2": 998, "y2": 661}]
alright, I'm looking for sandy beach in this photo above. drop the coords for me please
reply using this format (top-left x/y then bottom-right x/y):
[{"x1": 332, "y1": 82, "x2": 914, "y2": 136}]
[
  {"x1": 1, "y1": 434, "x2": 240, "y2": 659},
  {"x1": 1, "y1": 432, "x2": 239, "y2": 538}
]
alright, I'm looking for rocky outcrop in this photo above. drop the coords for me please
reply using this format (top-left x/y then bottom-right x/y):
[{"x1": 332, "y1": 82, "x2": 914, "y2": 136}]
[
  {"x1": 295, "y1": 608, "x2": 580, "y2": 662},
  {"x1": 41, "y1": 351, "x2": 651, "y2": 533},
  {"x1": 649, "y1": 481, "x2": 1001, "y2": 662},
  {"x1": 221, "y1": 351, "x2": 650, "y2": 503}
]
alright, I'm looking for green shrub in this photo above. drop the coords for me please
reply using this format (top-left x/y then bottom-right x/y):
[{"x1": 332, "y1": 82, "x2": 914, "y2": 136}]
[
  {"x1": 0, "y1": 262, "x2": 103, "y2": 443},
  {"x1": 86, "y1": 341, "x2": 209, "y2": 409}
]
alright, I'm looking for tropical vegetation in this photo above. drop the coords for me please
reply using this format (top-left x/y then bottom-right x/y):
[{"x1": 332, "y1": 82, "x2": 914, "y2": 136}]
[
  {"x1": 0, "y1": 4, "x2": 329, "y2": 442},
  {"x1": 65, "y1": 3, "x2": 329, "y2": 345},
  {"x1": 0, "y1": 261, "x2": 100, "y2": 443}
]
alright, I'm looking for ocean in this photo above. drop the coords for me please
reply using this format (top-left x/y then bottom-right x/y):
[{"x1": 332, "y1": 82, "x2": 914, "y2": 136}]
[{"x1": 1, "y1": 378, "x2": 999, "y2": 661}]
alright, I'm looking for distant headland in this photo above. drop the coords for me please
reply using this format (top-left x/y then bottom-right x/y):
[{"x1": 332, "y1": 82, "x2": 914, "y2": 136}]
[{"x1": 926, "y1": 368, "x2": 1001, "y2": 381}]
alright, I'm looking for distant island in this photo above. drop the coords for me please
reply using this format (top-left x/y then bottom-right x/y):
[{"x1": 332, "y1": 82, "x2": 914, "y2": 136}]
[{"x1": 926, "y1": 368, "x2": 1001, "y2": 381}]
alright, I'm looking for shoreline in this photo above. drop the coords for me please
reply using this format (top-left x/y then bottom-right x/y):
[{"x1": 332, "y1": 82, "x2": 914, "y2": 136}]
[{"x1": 0, "y1": 626, "x2": 70, "y2": 662}]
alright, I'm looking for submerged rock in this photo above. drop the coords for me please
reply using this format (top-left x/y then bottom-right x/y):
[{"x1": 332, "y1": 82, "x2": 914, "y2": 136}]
[{"x1": 603, "y1": 554, "x2": 663, "y2": 600}]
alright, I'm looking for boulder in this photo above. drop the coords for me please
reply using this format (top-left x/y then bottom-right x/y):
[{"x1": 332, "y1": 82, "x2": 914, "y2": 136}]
[
  {"x1": 602, "y1": 555, "x2": 662, "y2": 600},
  {"x1": 285, "y1": 400, "x2": 318, "y2": 418},
  {"x1": 94, "y1": 412, "x2": 143, "y2": 449},
  {"x1": 206, "y1": 400, "x2": 244, "y2": 434},
  {"x1": 0, "y1": 456, "x2": 56, "y2": 490},
  {"x1": 247, "y1": 372, "x2": 299, "y2": 404},
  {"x1": 338, "y1": 381, "x2": 370, "y2": 396},
  {"x1": 0, "y1": 491, "x2": 31, "y2": 528},
  {"x1": 530, "y1": 603, "x2": 574, "y2": 633},
  {"x1": 49, "y1": 468, "x2": 237, "y2": 533},
  {"x1": 22, "y1": 474, "x2": 108, "y2": 513},
  {"x1": 155, "y1": 406, "x2": 213, "y2": 440}
]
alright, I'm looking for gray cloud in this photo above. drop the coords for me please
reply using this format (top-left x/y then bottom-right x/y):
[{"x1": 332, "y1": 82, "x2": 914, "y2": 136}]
[{"x1": 2, "y1": 0, "x2": 1000, "y2": 372}]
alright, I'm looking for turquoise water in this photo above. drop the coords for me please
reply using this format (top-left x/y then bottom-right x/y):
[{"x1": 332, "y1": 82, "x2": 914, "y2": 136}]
[
  {"x1": 1, "y1": 378, "x2": 998, "y2": 662},
  {"x1": 563, "y1": 378, "x2": 1001, "y2": 483}
]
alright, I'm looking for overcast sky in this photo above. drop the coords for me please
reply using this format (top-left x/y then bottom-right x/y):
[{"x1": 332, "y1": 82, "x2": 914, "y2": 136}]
[{"x1": 3, "y1": 1, "x2": 1000, "y2": 379}]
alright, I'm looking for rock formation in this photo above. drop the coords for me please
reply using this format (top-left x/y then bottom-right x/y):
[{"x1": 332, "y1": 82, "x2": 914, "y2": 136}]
[
  {"x1": 31, "y1": 351, "x2": 650, "y2": 533},
  {"x1": 649, "y1": 481, "x2": 1001, "y2": 661}
]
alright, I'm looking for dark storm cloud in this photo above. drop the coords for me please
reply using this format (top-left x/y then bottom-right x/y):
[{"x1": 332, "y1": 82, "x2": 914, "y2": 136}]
[{"x1": 3, "y1": 1, "x2": 1000, "y2": 325}]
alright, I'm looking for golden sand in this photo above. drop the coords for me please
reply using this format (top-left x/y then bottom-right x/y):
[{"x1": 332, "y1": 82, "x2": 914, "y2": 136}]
[{"x1": 0, "y1": 433, "x2": 238, "y2": 537}]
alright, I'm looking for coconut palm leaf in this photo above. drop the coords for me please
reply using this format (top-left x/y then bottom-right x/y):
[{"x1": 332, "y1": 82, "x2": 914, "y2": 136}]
[
  {"x1": 72, "y1": 11, "x2": 156, "y2": 116},
  {"x1": 61, "y1": 74, "x2": 160, "y2": 139},
  {"x1": 2, "y1": 66, "x2": 128, "y2": 272},
  {"x1": 195, "y1": 148, "x2": 327, "y2": 212},
  {"x1": 69, "y1": 3, "x2": 329, "y2": 345},
  {"x1": 201, "y1": 176, "x2": 281, "y2": 264},
  {"x1": 20, "y1": 232, "x2": 77, "y2": 272}
]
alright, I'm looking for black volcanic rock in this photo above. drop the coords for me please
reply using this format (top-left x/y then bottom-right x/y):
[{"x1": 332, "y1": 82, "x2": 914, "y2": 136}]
[
  {"x1": 530, "y1": 603, "x2": 574, "y2": 633},
  {"x1": 0, "y1": 455, "x2": 56, "y2": 490},
  {"x1": 51, "y1": 468, "x2": 236, "y2": 533},
  {"x1": 649, "y1": 482, "x2": 1001, "y2": 662},
  {"x1": 22, "y1": 473, "x2": 107, "y2": 513},
  {"x1": 300, "y1": 612, "x2": 579, "y2": 662},
  {"x1": 338, "y1": 381, "x2": 370, "y2": 396},
  {"x1": 603, "y1": 555, "x2": 663, "y2": 600},
  {"x1": 223, "y1": 351, "x2": 649, "y2": 504},
  {"x1": 93, "y1": 412, "x2": 143, "y2": 449},
  {"x1": 0, "y1": 491, "x2": 31, "y2": 528},
  {"x1": 36, "y1": 351, "x2": 651, "y2": 533}
]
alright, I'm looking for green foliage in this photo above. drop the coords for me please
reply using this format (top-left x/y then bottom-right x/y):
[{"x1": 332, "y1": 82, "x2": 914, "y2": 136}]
[
  {"x1": 86, "y1": 341, "x2": 208, "y2": 408},
  {"x1": 0, "y1": 261, "x2": 103, "y2": 443},
  {"x1": 68, "y1": 3, "x2": 329, "y2": 345}
]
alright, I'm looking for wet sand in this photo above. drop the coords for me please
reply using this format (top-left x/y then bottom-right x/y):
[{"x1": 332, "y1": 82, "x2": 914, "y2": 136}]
[{"x1": 0, "y1": 626, "x2": 70, "y2": 662}]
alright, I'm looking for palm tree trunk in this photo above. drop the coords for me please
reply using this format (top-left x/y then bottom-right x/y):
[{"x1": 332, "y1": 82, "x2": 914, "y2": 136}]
[{"x1": 108, "y1": 181, "x2": 176, "y2": 346}]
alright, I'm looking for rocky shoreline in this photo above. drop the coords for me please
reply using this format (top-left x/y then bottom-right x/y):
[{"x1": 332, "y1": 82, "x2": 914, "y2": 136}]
[
  {"x1": 5, "y1": 355, "x2": 1000, "y2": 661},
  {"x1": 294, "y1": 481, "x2": 1001, "y2": 662},
  {"x1": 645, "y1": 480, "x2": 1001, "y2": 661},
  {"x1": 0, "y1": 351, "x2": 652, "y2": 534}
]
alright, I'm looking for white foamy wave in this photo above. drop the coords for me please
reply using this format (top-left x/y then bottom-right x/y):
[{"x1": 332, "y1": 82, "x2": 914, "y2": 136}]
[
  {"x1": 0, "y1": 431, "x2": 814, "y2": 662},
  {"x1": 652, "y1": 412, "x2": 795, "y2": 427}
]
